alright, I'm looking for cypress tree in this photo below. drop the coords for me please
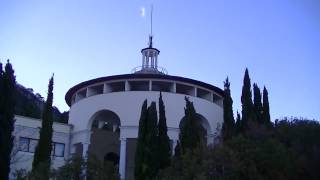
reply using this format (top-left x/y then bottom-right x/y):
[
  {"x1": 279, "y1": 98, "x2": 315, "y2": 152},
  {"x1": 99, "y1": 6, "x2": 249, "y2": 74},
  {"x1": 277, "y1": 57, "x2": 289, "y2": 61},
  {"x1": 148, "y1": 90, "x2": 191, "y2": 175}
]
[
  {"x1": 0, "y1": 62, "x2": 3, "y2": 139},
  {"x1": 0, "y1": 62, "x2": 3, "y2": 102},
  {"x1": 0, "y1": 62, "x2": 2, "y2": 151},
  {"x1": 144, "y1": 102, "x2": 159, "y2": 179},
  {"x1": 134, "y1": 100, "x2": 148, "y2": 180},
  {"x1": 241, "y1": 68, "x2": 254, "y2": 131},
  {"x1": 0, "y1": 60, "x2": 16, "y2": 180},
  {"x1": 32, "y1": 75, "x2": 54, "y2": 179},
  {"x1": 135, "y1": 101, "x2": 159, "y2": 180},
  {"x1": 179, "y1": 97, "x2": 202, "y2": 153},
  {"x1": 235, "y1": 111, "x2": 242, "y2": 135},
  {"x1": 0, "y1": 62, "x2": 3, "y2": 177},
  {"x1": 174, "y1": 140, "x2": 181, "y2": 159},
  {"x1": 262, "y1": 86, "x2": 271, "y2": 124},
  {"x1": 222, "y1": 77, "x2": 235, "y2": 141},
  {"x1": 253, "y1": 83, "x2": 263, "y2": 123},
  {"x1": 157, "y1": 92, "x2": 171, "y2": 169}
]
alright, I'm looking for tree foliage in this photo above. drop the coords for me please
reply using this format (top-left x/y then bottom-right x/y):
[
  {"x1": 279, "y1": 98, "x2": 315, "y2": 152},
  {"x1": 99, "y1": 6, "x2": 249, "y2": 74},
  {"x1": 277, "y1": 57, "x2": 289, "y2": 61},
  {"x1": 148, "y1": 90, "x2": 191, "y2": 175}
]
[
  {"x1": 135, "y1": 100, "x2": 148, "y2": 180},
  {"x1": 274, "y1": 118, "x2": 320, "y2": 180},
  {"x1": 253, "y1": 83, "x2": 263, "y2": 124},
  {"x1": 15, "y1": 155, "x2": 120, "y2": 180},
  {"x1": 262, "y1": 86, "x2": 271, "y2": 125},
  {"x1": 158, "y1": 92, "x2": 171, "y2": 169},
  {"x1": 158, "y1": 118, "x2": 320, "y2": 180},
  {"x1": 241, "y1": 68, "x2": 254, "y2": 132},
  {"x1": 0, "y1": 60, "x2": 16, "y2": 180},
  {"x1": 179, "y1": 97, "x2": 204, "y2": 154},
  {"x1": 222, "y1": 77, "x2": 235, "y2": 141},
  {"x1": 144, "y1": 102, "x2": 160, "y2": 179},
  {"x1": 14, "y1": 83, "x2": 67, "y2": 123},
  {"x1": 135, "y1": 100, "x2": 160, "y2": 180},
  {"x1": 157, "y1": 69, "x2": 320, "y2": 180},
  {"x1": 237, "y1": 69, "x2": 272, "y2": 138},
  {"x1": 32, "y1": 75, "x2": 54, "y2": 179}
]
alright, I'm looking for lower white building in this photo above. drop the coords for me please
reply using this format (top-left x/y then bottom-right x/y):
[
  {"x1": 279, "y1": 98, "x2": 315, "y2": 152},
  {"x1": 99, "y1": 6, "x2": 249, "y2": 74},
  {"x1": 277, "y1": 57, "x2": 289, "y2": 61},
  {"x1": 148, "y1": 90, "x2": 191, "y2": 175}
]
[
  {"x1": 11, "y1": 115, "x2": 72, "y2": 179},
  {"x1": 11, "y1": 36, "x2": 224, "y2": 180}
]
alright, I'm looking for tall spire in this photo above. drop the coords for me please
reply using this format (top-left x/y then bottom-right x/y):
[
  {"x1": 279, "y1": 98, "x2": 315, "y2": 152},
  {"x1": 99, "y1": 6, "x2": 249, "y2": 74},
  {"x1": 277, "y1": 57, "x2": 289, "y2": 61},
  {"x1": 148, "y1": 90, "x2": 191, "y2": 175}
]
[
  {"x1": 149, "y1": 5, "x2": 153, "y2": 48},
  {"x1": 150, "y1": 4, "x2": 153, "y2": 37},
  {"x1": 132, "y1": 5, "x2": 167, "y2": 75}
]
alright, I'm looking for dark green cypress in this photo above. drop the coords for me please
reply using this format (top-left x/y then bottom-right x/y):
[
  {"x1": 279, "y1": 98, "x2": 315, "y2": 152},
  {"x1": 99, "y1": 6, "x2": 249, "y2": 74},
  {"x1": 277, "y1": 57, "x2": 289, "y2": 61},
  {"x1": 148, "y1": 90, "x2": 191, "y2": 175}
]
[
  {"x1": 235, "y1": 111, "x2": 242, "y2": 134},
  {"x1": 157, "y1": 92, "x2": 171, "y2": 169},
  {"x1": 134, "y1": 101, "x2": 159, "y2": 180},
  {"x1": 262, "y1": 86, "x2": 271, "y2": 124},
  {"x1": 0, "y1": 60, "x2": 16, "y2": 180},
  {"x1": 253, "y1": 83, "x2": 263, "y2": 123},
  {"x1": 134, "y1": 100, "x2": 148, "y2": 180},
  {"x1": 222, "y1": 77, "x2": 235, "y2": 141},
  {"x1": 144, "y1": 102, "x2": 159, "y2": 179},
  {"x1": 241, "y1": 68, "x2": 254, "y2": 131},
  {"x1": 179, "y1": 97, "x2": 202, "y2": 153},
  {"x1": 174, "y1": 140, "x2": 181, "y2": 159},
  {"x1": 0, "y1": 63, "x2": 2, "y2": 177},
  {"x1": 32, "y1": 75, "x2": 54, "y2": 179},
  {"x1": 0, "y1": 61, "x2": 3, "y2": 119},
  {"x1": 0, "y1": 62, "x2": 3, "y2": 103}
]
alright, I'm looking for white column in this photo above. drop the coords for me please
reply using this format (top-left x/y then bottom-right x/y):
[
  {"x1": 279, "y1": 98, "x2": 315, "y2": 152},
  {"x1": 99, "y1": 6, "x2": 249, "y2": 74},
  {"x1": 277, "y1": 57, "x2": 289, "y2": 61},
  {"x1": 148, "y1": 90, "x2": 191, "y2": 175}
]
[
  {"x1": 172, "y1": 82, "x2": 177, "y2": 93},
  {"x1": 82, "y1": 143, "x2": 89, "y2": 180},
  {"x1": 82, "y1": 130, "x2": 92, "y2": 158},
  {"x1": 142, "y1": 55, "x2": 145, "y2": 67},
  {"x1": 146, "y1": 53, "x2": 149, "y2": 67},
  {"x1": 82, "y1": 143, "x2": 89, "y2": 158},
  {"x1": 172, "y1": 139, "x2": 178, "y2": 156},
  {"x1": 145, "y1": 53, "x2": 148, "y2": 68},
  {"x1": 149, "y1": 80, "x2": 152, "y2": 91},
  {"x1": 155, "y1": 55, "x2": 158, "y2": 69},
  {"x1": 125, "y1": 81, "x2": 130, "y2": 91},
  {"x1": 103, "y1": 83, "x2": 110, "y2": 94},
  {"x1": 119, "y1": 138, "x2": 127, "y2": 180}
]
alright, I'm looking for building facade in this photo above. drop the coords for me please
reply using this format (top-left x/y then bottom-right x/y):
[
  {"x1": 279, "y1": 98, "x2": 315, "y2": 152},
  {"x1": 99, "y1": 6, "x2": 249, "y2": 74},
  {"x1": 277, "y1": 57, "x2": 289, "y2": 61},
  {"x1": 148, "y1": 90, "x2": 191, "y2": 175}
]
[{"x1": 11, "y1": 36, "x2": 224, "y2": 180}]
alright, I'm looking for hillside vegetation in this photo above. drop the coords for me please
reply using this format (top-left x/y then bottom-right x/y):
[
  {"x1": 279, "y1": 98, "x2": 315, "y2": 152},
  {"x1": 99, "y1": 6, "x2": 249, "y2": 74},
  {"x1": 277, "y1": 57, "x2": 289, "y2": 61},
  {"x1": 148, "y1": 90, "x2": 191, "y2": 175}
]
[{"x1": 15, "y1": 84, "x2": 68, "y2": 123}]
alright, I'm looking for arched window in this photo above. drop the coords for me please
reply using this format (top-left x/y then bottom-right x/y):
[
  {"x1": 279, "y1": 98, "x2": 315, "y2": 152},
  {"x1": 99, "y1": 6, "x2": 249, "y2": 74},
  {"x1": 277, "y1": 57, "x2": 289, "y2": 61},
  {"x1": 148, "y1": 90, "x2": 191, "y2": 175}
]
[
  {"x1": 179, "y1": 113, "x2": 212, "y2": 145},
  {"x1": 90, "y1": 110, "x2": 121, "y2": 133}
]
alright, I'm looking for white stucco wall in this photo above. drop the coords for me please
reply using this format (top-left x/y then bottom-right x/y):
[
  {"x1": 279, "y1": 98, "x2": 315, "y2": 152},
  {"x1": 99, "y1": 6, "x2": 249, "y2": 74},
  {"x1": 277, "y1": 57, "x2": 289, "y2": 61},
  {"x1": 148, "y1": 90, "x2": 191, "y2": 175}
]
[
  {"x1": 10, "y1": 116, "x2": 72, "y2": 179},
  {"x1": 69, "y1": 91, "x2": 223, "y2": 144}
]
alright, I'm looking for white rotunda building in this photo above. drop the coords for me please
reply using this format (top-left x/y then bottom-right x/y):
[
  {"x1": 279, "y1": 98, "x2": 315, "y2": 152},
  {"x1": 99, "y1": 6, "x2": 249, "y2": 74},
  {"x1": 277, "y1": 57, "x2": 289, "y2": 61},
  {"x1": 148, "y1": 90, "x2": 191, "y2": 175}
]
[
  {"x1": 65, "y1": 36, "x2": 224, "y2": 180},
  {"x1": 10, "y1": 35, "x2": 224, "y2": 180}
]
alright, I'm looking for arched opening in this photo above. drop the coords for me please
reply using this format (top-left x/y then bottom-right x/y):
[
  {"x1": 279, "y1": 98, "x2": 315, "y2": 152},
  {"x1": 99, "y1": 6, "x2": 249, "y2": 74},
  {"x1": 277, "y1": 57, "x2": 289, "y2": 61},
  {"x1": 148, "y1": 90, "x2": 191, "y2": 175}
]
[
  {"x1": 88, "y1": 110, "x2": 121, "y2": 166},
  {"x1": 90, "y1": 110, "x2": 121, "y2": 132},
  {"x1": 104, "y1": 152, "x2": 120, "y2": 166},
  {"x1": 179, "y1": 113, "x2": 212, "y2": 145}
]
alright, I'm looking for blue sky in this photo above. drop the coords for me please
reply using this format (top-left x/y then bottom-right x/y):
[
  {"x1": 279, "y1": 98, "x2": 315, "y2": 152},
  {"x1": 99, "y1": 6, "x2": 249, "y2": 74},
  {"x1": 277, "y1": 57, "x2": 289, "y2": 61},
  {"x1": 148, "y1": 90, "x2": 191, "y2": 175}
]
[{"x1": 0, "y1": 0, "x2": 319, "y2": 120}]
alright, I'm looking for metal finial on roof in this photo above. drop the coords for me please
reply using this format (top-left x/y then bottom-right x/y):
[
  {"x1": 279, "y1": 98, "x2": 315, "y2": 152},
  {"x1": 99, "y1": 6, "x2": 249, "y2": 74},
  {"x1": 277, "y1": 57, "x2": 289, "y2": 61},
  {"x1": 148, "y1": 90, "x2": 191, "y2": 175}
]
[
  {"x1": 149, "y1": 35, "x2": 153, "y2": 48},
  {"x1": 150, "y1": 4, "x2": 153, "y2": 36},
  {"x1": 148, "y1": 5, "x2": 153, "y2": 48}
]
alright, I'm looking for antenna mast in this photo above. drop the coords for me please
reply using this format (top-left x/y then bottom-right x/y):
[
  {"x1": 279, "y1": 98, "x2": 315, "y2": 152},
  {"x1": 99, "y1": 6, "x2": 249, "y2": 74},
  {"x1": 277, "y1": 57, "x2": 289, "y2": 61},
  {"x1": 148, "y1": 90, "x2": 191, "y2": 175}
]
[{"x1": 150, "y1": 4, "x2": 153, "y2": 36}]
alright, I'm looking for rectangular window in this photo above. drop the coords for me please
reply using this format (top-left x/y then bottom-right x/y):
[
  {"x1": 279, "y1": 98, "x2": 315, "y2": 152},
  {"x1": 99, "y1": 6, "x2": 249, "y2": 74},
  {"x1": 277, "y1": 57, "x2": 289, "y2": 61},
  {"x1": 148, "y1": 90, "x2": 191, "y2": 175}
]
[
  {"x1": 29, "y1": 139, "x2": 38, "y2": 153},
  {"x1": 18, "y1": 137, "x2": 65, "y2": 157},
  {"x1": 19, "y1": 137, "x2": 29, "y2": 152},
  {"x1": 54, "y1": 143, "x2": 65, "y2": 157}
]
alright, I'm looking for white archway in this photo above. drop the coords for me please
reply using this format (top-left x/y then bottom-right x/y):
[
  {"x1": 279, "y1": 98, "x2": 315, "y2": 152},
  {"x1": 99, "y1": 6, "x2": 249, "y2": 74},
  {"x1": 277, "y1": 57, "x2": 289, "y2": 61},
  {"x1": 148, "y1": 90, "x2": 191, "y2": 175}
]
[
  {"x1": 87, "y1": 109, "x2": 121, "y2": 169},
  {"x1": 179, "y1": 113, "x2": 212, "y2": 144},
  {"x1": 88, "y1": 109, "x2": 121, "y2": 131}
]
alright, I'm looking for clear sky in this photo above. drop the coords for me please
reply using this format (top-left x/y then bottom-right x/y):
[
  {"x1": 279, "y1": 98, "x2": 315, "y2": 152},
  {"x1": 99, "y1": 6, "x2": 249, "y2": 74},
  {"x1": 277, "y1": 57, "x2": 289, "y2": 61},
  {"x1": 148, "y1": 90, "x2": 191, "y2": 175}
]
[{"x1": 0, "y1": 0, "x2": 319, "y2": 120}]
